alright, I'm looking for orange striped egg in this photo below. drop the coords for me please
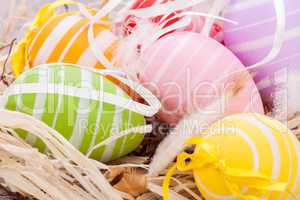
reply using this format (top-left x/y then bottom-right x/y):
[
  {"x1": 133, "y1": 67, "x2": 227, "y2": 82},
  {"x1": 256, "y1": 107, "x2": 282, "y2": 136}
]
[{"x1": 12, "y1": 3, "x2": 118, "y2": 76}]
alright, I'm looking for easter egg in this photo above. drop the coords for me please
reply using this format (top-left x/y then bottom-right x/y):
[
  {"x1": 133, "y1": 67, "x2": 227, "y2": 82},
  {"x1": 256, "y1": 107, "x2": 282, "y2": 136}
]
[
  {"x1": 223, "y1": 0, "x2": 300, "y2": 84},
  {"x1": 0, "y1": 63, "x2": 147, "y2": 162},
  {"x1": 138, "y1": 32, "x2": 264, "y2": 124},
  {"x1": 12, "y1": 2, "x2": 118, "y2": 76},
  {"x1": 189, "y1": 113, "x2": 300, "y2": 200}
]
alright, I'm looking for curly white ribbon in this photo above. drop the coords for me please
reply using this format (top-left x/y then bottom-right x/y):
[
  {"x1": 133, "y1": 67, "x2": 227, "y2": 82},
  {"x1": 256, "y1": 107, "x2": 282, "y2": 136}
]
[
  {"x1": 75, "y1": 1, "x2": 121, "y2": 69},
  {"x1": 201, "y1": 0, "x2": 229, "y2": 36},
  {"x1": 86, "y1": 124, "x2": 153, "y2": 157},
  {"x1": 247, "y1": 0, "x2": 286, "y2": 71}
]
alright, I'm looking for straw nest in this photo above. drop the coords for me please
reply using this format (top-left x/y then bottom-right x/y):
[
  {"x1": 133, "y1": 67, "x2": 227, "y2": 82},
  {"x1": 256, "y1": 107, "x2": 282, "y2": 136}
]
[{"x1": 0, "y1": 1, "x2": 299, "y2": 200}]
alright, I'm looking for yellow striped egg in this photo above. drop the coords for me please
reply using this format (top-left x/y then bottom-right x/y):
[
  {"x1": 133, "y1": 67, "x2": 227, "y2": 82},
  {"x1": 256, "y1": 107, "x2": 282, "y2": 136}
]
[
  {"x1": 191, "y1": 113, "x2": 300, "y2": 200},
  {"x1": 12, "y1": 2, "x2": 118, "y2": 76}
]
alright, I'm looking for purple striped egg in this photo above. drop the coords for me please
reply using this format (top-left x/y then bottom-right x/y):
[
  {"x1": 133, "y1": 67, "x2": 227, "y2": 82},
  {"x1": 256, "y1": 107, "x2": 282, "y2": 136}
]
[{"x1": 223, "y1": 0, "x2": 300, "y2": 97}]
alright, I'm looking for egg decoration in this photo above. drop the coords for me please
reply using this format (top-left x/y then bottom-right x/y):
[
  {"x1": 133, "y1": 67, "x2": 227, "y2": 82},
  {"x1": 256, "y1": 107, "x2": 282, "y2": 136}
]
[
  {"x1": 164, "y1": 113, "x2": 300, "y2": 200},
  {"x1": 12, "y1": 1, "x2": 118, "y2": 76},
  {"x1": 138, "y1": 32, "x2": 264, "y2": 124},
  {"x1": 223, "y1": 0, "x2": 300, "y2": 85},
  {"x1": 0, "y1": 63, "x2": 160, "y2": 162}
]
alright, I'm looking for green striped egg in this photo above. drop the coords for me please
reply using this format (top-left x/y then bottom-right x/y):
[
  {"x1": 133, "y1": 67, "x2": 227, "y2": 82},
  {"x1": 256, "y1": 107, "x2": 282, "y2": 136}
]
[{"x1": 1, "y1": 63, "x2": 145, "y2": 162}]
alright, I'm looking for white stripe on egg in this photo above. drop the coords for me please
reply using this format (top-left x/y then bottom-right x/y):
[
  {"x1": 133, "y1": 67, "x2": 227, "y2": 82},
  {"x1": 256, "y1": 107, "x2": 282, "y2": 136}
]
[
  {"x1": 33, "y1": 15, "x2": 82, "y2": 65},
  {"x1": 69, "y1": 69, "x2": 91, "y2": 149},
  {"x1": 58, "y1": 23, "x2": 89, "y2": 62}
]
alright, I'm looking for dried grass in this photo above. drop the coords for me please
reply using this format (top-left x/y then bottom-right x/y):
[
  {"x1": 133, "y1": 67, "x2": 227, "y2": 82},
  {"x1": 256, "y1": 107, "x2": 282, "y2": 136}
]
[{"x1": 0, "y1": 110, "x2": 203, "y2": 200}]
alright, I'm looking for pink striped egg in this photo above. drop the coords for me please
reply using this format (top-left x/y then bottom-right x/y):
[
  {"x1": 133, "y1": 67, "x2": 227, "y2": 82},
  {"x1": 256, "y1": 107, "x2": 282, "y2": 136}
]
[
  {"x1": 223, "y1": 0, "x2": 300, "y2": 84},
  {"x1": 138, "y1": 32, "x2": 264, "y2": 124}
]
